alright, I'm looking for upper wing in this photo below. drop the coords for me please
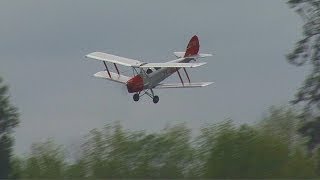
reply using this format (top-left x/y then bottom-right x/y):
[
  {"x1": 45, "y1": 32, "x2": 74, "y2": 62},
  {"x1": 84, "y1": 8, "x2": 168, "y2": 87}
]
[
  {"x1": 140, "y1": 62, "x2": 206, "y2": 68},
  {"x1": 94, "y1": 71, "x2": 130, "y2": 84},
  {"x1": 85, "y1": 52, "x2": 143, "y2": 67},
  {"x1": 155, "y1": 82, "x2": 213, "y2": 89},
  {"x1": 86, "y1": 52, "x2": 207, "y2": 68}
]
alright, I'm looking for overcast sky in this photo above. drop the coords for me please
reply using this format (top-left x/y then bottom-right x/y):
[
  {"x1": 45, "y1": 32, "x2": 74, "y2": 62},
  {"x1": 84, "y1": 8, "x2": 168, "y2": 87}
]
[{"x1": 0, "y1": 1, "x2": 307, "y2": 154}]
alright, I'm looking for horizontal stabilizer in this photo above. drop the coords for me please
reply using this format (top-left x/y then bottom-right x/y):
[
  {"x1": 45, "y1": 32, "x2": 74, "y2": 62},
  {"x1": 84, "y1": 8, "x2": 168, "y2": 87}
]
[
  {"x1": 174, "y1": 52, "x2": 213, "y2": 58},
  {"x1": 141, "y1": 62, "x2": 206, "y2": 68},
  {"x1": 94, "y1": 71, "x2": 131, "y2": 84},
  {"x1": 86, "y1": 52, "x2": 143, "y2": 67},
  {"x1": 155, "y1": 82, "x2": 213, "y2": 89}
]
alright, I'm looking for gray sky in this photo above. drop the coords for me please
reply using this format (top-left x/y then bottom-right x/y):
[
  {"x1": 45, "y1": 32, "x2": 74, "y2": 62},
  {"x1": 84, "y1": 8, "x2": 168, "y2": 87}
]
[{"x1": 0, "y1": 1, "x2": 307, "y2": 154}]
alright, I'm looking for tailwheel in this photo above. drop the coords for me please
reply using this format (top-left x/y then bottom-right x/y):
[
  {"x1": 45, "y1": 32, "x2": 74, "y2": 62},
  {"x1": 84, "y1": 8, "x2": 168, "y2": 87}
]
[
  {"x1": 153, "y1": 95, "x2": 159, "y2": 104},
  {"x1": 133, "y1": 93, "x2": 139, "y2": 102}
]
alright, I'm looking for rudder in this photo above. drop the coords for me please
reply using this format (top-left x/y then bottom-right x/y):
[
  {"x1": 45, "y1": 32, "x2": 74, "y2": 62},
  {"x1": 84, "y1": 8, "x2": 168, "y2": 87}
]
[{"x1": 184, "y1": 35, "x2": 199, "y2": 57}]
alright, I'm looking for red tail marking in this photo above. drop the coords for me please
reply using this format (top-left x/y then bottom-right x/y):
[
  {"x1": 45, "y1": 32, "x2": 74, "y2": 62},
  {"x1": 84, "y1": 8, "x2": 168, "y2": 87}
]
[{"x1": 184, "y1": 35, "x2": 199, "y2": 57}]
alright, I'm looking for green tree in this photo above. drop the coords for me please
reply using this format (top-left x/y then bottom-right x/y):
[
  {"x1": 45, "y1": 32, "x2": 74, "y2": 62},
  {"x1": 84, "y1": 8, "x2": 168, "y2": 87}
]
[
  {"x1": 81, "y1": 123, "x2": 146, "y2": 178},
  {"x1": 20, "y1": 140, "x2": 66, "y2": 178},
  {"x1": 8, "y1": 118, "x2": 320, "y2": 178},
  {"x1": 63, "y1": 160, "x2": 86, "y2": 178},
  {"x1": 286, "y1": 0, "x2": 320, "y2": 152},
  {"x1": 80, "y1": 122, "x2": 194, "y2": 178},
  {"x1": 146, "y1": 123, "x2": 193, "y2": 178},
  {"x1": 0, "y1": 77, "x2": 19, "y2": 178},
  {"x1": 287, "y1": 0, "x2": 320, "y2": 113},
  {"x1": 282, "y1": 148, "x2": 316, "y2": 178},
  {"x1": 258, "y1": 106, "x2": 303, "y2": 147},
  {"x1": 203, "y1": 119, "x2": 316, "y2": 178},
  {"x1": 8, "y1": 156, "x2": 23, "y2": 178}
]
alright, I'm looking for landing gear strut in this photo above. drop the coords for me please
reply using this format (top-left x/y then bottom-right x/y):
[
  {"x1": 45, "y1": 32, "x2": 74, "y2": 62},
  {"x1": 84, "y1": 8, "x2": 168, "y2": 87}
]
[{"x1": 132, "y1": 89, "x2": 159, "y2": 104}]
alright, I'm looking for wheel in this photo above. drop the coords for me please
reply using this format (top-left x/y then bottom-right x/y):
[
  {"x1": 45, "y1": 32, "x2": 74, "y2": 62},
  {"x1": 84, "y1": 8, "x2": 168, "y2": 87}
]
[
  {"x1": 133, "y1": 93, "x2": 139, "y2": 101},
  {"x1": 153, "y1": 95, "x2": 159, "y2": 104}
]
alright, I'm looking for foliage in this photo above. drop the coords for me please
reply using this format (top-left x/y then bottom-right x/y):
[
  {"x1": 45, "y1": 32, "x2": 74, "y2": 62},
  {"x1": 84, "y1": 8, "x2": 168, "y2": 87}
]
[
  {"x1": 0, "y1": 77, "x2": 19, "y2": 178},
  {"x1": 203, "y1": 121, "x2": 315, "y2": 178},
  {"x1": 286, "y1": 0, "x2": 320, "y2": 116},
  {"x1": 286, "y1": 0, "x2": 320, "y2": 152},
  {"x1": 16, "y1": 139, "x2": 66, "y2": 178},
  {"x1": 10, "y1": 107, "x2": 320, "y2": 178},
  {"x1": 80, "y1": 122, "x2": 193, "y2": 178}
]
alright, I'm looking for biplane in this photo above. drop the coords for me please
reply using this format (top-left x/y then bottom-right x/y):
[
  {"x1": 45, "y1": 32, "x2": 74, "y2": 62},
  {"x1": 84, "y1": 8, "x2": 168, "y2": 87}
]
[{"x1": 85, "y1": 35, "x2": 213, "y2": 103}]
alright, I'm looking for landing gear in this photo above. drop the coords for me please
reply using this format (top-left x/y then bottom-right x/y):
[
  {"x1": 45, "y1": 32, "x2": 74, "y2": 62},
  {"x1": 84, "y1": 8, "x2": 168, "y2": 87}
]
[
  {"x1": 132, "y1": 89, "x2": 159, "y2": 103},
  {"x1": 133, "y1": 93, "x2": 139, "y2": 101},
  {"x1": 149, "y1": 89, "x2": 159, "y2": 104},
  {"x1": 153, "y1": 95, "x2": 159, "y2": 104}
]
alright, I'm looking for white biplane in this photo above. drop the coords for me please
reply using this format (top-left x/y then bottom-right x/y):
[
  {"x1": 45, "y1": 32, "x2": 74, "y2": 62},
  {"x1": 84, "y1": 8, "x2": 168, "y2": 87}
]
[{"x1": 85, "y1": 35, "x2": 213, "y2": 103}]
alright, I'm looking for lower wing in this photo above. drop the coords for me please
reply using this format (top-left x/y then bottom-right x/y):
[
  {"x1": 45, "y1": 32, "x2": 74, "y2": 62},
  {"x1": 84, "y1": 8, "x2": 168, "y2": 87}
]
[
  {"x1": 94, "y1": 71, "x2": 130, "y2": 84},
  {"x1": 154, "y1": 82, "x2": 213, "y2": 89}
]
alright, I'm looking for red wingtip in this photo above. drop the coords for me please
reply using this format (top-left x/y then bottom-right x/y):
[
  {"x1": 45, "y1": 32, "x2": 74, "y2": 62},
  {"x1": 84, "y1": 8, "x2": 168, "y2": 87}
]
[{"x1": 184, "y1": 35, "x2": 199, "y2": 57}]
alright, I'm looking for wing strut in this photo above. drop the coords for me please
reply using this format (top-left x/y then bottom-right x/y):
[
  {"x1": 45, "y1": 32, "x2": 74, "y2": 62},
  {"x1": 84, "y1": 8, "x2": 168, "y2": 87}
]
[
  {"x1": 183, "y1": 68, "x2": 191, "y2": 83},
  {"x1": 176, "y1": 68, "x2": 184, "y2": 86},
  {"x1": 103, "y1": 61, "x2": 111, "y2": 78},
  {"x1": 113, "y1": 63, "x2": 120, "y2": 75}
]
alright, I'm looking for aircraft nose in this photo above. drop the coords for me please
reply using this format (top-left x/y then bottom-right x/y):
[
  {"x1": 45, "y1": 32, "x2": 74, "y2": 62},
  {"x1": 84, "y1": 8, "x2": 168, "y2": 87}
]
[{"x1": 126, "y1": 75, "x2": 144, "y2": 93}]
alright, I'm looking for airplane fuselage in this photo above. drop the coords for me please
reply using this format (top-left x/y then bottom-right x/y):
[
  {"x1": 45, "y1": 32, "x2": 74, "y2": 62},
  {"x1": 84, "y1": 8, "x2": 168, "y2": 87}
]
[
  {"x1": 144, "y1": 58, "x2": 193, "y2": 89},
  {"x1": 126, "y1": 57, "x2": 194, "y2": 93}
]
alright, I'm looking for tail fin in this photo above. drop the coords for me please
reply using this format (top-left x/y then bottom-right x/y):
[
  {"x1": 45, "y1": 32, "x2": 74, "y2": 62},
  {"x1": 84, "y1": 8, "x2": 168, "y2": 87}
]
[{"x1": 184, "y1": 35, "x2": 199, "y2": 57}]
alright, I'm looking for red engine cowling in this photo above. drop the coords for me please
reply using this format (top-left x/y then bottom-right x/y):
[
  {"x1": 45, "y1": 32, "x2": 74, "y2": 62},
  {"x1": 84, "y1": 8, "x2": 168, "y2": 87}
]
[{"x1": 126, "y1": 75, "x2": 144, "y2": 93}]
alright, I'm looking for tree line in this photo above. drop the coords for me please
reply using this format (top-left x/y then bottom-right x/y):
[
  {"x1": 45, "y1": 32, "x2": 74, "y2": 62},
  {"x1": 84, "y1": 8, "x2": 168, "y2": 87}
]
[{"x1": 7, "y1": 107, "x2": 320, "y2": 178}]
